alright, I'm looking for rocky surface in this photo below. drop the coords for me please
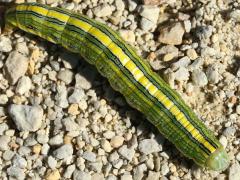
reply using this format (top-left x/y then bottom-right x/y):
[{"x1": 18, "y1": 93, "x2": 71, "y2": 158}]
[{"x1": 0, "y1": 0, "x2": 239, "y2": 179}]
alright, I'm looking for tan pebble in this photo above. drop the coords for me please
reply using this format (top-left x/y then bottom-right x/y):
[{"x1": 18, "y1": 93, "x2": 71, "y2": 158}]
[
  {"x1": 143, "y1": 0, "x2": 165, "y2": 5},
  {"x1": 186, "y1": 49, "x2": 198, "y2": 60},
  {"x1": 147, "y1": 52, "x2": 157, "y2": 61},
  {"x1": 119, "y1": 30, "x2": 135, "y2": 43},
  {"x1": 68, "y1": 104, "x2": 80, "y2": 115},
  {"x1": 33, "y1": 144, "x2": 42, "y2": 154},
  {"x1": 101, "y1": 139, "x2": 112, "y2": 152},
  {"x1": 163, "y1": 53, "x2": 175, "y2": 61},
  {"x1": 45, "y1": 169, "x2": 61, "y2": 180},
  {"x1": 64, "y1": 135, "x2": 73, "y2": 144},
  {"x1": 229, "y1": 96, "x2": 237, "y2": 104},
  {"x1": 110, "y1": 136, "x2": 124, "y2": 148}
]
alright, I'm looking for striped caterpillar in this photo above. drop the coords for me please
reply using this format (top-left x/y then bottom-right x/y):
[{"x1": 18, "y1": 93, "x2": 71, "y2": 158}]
[{"x1": 4, "y1": 3, "x2": 229, "y2": 171}]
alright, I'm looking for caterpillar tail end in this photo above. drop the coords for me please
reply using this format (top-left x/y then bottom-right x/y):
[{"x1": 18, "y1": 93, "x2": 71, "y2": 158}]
[{"x1": 205, "y1": 146, "x2": 230, "y2": 171}]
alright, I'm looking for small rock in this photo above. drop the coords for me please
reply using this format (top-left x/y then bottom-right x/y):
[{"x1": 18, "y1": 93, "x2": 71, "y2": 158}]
[
  {"x1": 7, "y1": 166, "x2": 25, "y2": 180},
  {"x1": 92, "y1": 173, "x2": 105, "y2": 180},
  {"x1": 158, "y1": 22, "x2": 185, "y2": 45},
  {"x1": 73, "y1": 170, "x2": 91, "y2": 180},
  {"x1": 64, "y1": 165, "x2": 76, "y2": 178},
  {"x1": 3, "y1": 150, "x2": 15, "y2": 161},
  {"x1": 45, "y1": 169, "x2": 61, "y2": 180},
  {"x1": 93, "y1": 4, "x2": 113, "y2": 17},
  {"x1": 48, "y1": 156, "x2": 58, "y2": 169},
  {"x1": 89, "y1": 161, "x2": 103, "y2": 172},
  {"x1": 68, "y1": 88, "x2": 85, "y2": 104},
  {"x1": 4, "y1": 51, "x2": 28, "y2": 85},
  {"x1": 171, "y1": 56, "x2": 191, "y2": 70},
  {"x1": 140, "y1": 17, "x2": 156, "y2": 31},
  {"x1": 12, "y1": 155, "x2": 27, "y2": 168},
  {"x1": 139, "y1": 5, "x2": 160, "y2": 24},
  {"x1": 121, "y1": 174, "x2": 133, "y2": 180},
  {"x1": 143, "y1": 0, "x2": 164, "y2": 5},
  {"x1": 229, "y1": 162, "x2": 240, "y2": 180},
  {"x1": 186, "y1": 49, "x2": 198, "y2": 60},
  {"x1": 75, "y1": 74, "x2": 92, "y2": 90},
  {"x1": 191, "y1": 69, "x2": 208, "y2": 87},
  {"x1": 0, "y1": 36, "x2": 12, "y2": 52},
  {"x1": 119, "y1": 30, "x2": 135, "y2": 43},
  {"x1": 138, "y1": 139, "x2": 161, "y2": 155},
  {"x1": 206, "y1": 66, "x2": 219, "y2": 84},
  {"x1": 101, "y1": 139, "x2": 113, "y2": 152},
  {"x1": 8, "y1": 104, "x2": 43, "y2": 132},
  {"x1": 0, "y1": 94, "x2": 8, "y2": 105},
  {"x1": 127, "y1": 0, "x2": 137, "y2": 11},
  {"x1": 110, "y1": 136, "x2": 124, "y2": 148},
  {"x1": 146, "y1": 171, "x2": 160, "y2": 180},
  {"x1": 195, "y1": 26, "x2": 213, "y2": 40},
  {"x1": 115, "y1": 0, "x2": 125, "y2": 11},
  {"x1": 174, "y1": 67, "x2": 189, "y2": 81},
  {"x1": 56, "y1": 84, "x2": 69, "y2": 108},
  {"x1": 62, "y1": 117, "x2": 80, "y2": 132},
  {"x1": 219, "y1": 135, "x2": 228, "y2": 148},
  {"x1": 53, "y1": 144, "x2": 73, "y2": 159},
  {"x1": 229, "y1": 9, "x2": 240, "y2": 22},
  {"x1": 161, "y1": 162, "x2": 170, "y2": 176},
  {"x1": 82, "y1": 151, "x2": 96, "y2": 162},
  {"x1": 118, "y1": 145, "x2": 135, "y2": 161},
  {"x1": 223, "y1": 127, "x2": 236, "y2": 137},
  {"x1": 0, "y1": 135, "x2": 10, "y2": 151},
  {"x1": 16, "y1": 76, "x2": 32, "y2": 95},
  {"x1": 57, "y1": 69, "x2": 74, "y2": 84}
]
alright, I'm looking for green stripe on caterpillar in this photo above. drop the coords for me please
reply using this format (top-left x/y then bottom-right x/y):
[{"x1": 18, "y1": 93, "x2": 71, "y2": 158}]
[{"x1": 4, "y1": 3, "x2": 229, "y2": 171}]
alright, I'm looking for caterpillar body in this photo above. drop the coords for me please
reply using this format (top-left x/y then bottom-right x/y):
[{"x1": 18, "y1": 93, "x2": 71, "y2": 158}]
[{"x1": 4, "y1": 3, "x2": 229, "y2": 171}]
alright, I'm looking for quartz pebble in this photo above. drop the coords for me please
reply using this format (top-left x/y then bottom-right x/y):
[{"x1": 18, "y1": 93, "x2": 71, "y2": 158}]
[
  {"x1": 138, "y1": 139, "x2": 161, "y2": 155},
  {"x1": 53, "y1": 144, "x2": 73, "y2": 159},
  {"x1": 8, "y1": 104, "x2": 43, "y2": 132}
]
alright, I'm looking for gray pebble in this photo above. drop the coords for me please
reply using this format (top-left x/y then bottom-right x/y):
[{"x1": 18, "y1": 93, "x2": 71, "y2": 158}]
[
  {"x1": 229, "y1": 162, "x2": 240, "y2": 180},
  {"x1": 48, "y1": 156, "x2": 57, "y2": 169},
  {"x1": 118, "y1": 145, "x2": 135, "y2": 161},
  {"x1": 0, "y1": 36, "x2": 12, "y2": 52},
  {"x1": 7, "y1": 166, "x2": 25, "y2": 180},
  {"x1": 15, "y1": 76, "x2": 32, "y2": 95},
  {"x1": 62, "y1": 117, "x2": 80, "y2": 132},
  {"x1": 139, "y1": 5, "x2": 160, "y2": 24},
  {"x1": 112, "y1": 159, "x2": 123, "y2": 169},
  {"x1": 53, "y1": 144, "x2": 73, "y2": 159},
  {"x1": 49, "y1": 134, "x2": 63, "y2": 146},
  {"x1": 12, "y1": 155, "x2": 27, "y2": 169},
  {"x1": 56, "y1": 84, "x2": 69, "y2": 108},
  {"x1": 64, "y1": 164, "x2": 76, "y2": 179},
  {"x1": 171, "y1": 56, "x2": 191, "y2": 71},
  {"x1": 89, "y1": 161, "x2": 103, "y2": 172},
  {"x1": 93, "y1": 4, "x2": 113, "y2": 17},
  {"x1": 73, "y1": 170, "x2": 91, "y2": 180},
  {"x1": 3, "y1": 150, "x2": 15, "y2": 161},
  {"x1": 82, "y1": 151, "x2": 96, "y2": 162},
  {"x1": 146, "y1": 171, "x2": 160, "y2": 180},
  {"x1": 68, "y1": 88, "x2": 85, "y2": 104},
  {"x1": 4, "y1": 51, "x2": 28, "y2": 85},
  {"x1": 8, "y1": 104, "x2": 43, "y2": 132},
  {"x1": 75, "y1": 74, "x2": 92, "y2": 90},
  {"x1": 161, "y1": 162, "x2": 170, "y2": 176},
  {"x1": 57, "y1": 69, "x2": 74, "y2": 84},
  {"x1": 223, "y1": 126, "x2": 236, "y2": 137},
  {"x1": 174, "y1": 67, "x2": 190, "y2": 81},
  {"x1": 127, "y1": 0, "x2": 137, "y2": 11},
  {"x1": 138, "y1": 139, "x2": 161, "y2": 155},
  {"x1": 191, "y1": 69, "x2": 208, "y2": 87},
  {"x1": 195, "y1": 26, "x2": 213, "y2": 40},
  {"x1": 0, "y1": 135, "x2": 10, "y2": 151},
  {"x1": 140, "y1": 17, "x2": 156, "y2": 32}
]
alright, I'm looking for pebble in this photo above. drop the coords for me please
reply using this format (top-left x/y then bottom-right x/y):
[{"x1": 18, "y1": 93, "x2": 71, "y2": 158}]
[
  {"x1": 12, "y1": 155, "x2": 27, "y2": 169},
  {"x1": 7, "y1": 166, "x2": 25, "y2": 180},
  {"x1": 101, "y1": 139, "x2": 113, "y2": 153},
  {"x1": 92, "y1": 173, "x2": 105, "y2": 180},
  {"x1": 219, "y1": 135, "x2": 228, "y2": 148},
  {"x1": 206, "y1": 66, "x2": 219, "y2": 84},
  {"x1": 75, "y1": 74, "x2": 92, "y2": 90},
  {"x1": 118, "y1": 145, "x2": 135, "y2": 161},
  {"x1": 195, "y1": 26, "x2": 213, "y2": 40},
  {"x1": 140, "y1": 17, "x2": 157, "y2": 32},
  {"x1": 15, "y1": 76, "x2": 32, "y2": 95},
  {"x1": 229, "y1": 162, "x2": 240, "y2": 180},
  {"x1": 48, "y1": 156, "x2": 58, "y2": 169},
  {"x1": 68, "y1": 88, "x2": 85, "y2": 104},
  {"x1": 143, "y1": 0, "x2": 163, "y2": 5},
  {"x1": 93, "y1": 4, "x2": 113, "y2": 17},
  {"x1": 158, "y1": 22, "x2": 185, "y2": 45},
  {"x1": 174, "y1": 67, "x2": 190, "y2": 81},
  {"x1": 64, "y1": 164, "x2": 76, "y2": 178},
  {"x1": 146, "y1": 171, "x2": 160, "y2": 180},
  {"x1": 161, "y1": 162, "x2": 170, "y2": 176},
  {"x1": 171, "y1": 56, "x2": 191, "y2": 70},
  {"x1": 8, "y1": 104, "x2": 43, "y2": 132},
  {"x1": 82, "y1": 151, "x2": 96, "y2": 162},
  {"x1": 45, "y1": 169, "x2": 61, "y2": 180},
  {"x1": 56, "y1": 84, "x2": 69, "y2": 108},
  {"x1": 186, "y1": 49, "x2": 198, "y2": 60},
  {"x1": 127, "y1": 0, "x2": 137, "y2": 11},
  {"x1": 57, "y1": 69, "x2": 74, "y2": 84},
  {"x1": 229, "y1": 9, "x2": 240, "y2": 22},
  {"x1": 53, "y1": 144, "x2": 73, "y2": 159},
  {"x1": 0, "y1": 36, "x2": 12, "y2": 52},
  {"x1": 73, "y1": 170, "x2": 91, "y2": 180},
  {"x1": 115, "y1": 0, "x2": 125, "y2": 12},
  {"x1": 4, "y1": 51, "x2": 28, "y2": 85},
  {"x1": 138, "y1": 139, "x2": 161, "y2": 155},
  {"x1": 191, "y1": 69, "x2": 208, "y2": 87},
  {"x1": 121, "y1": 174, "x2": 133, "y2": 180},
  {"x1": 0, "y1": 135, "x2": 10, "y2": 151},
  {"x1": 0, "y1": 94, "x2": 8, "y2": 105},
  {"x1": 110, "y1": 136, "x2": 124, "y2": 148},
  {"x1": 3, "y1": 150, "x2": 15, "y2": 161},
  {"x1": 223, "y1": 126, "x2": 236, "y2": 137},
  {"x1": 139, "y1": 5, "x2": 160, "y2": 24},
  {"x1": 119, "y1": 30, "x2": 135, "y2": 43}
]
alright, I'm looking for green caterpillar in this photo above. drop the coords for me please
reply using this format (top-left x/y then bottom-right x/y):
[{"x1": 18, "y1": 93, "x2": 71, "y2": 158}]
[{"x1": 4, "y1": 3, "x2": 229, "y2": 171}]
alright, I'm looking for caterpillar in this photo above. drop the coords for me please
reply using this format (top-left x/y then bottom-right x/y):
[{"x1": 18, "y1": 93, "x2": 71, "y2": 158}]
[{"x1": 4, "y1": 3, "x2": 229, "y2": 171}]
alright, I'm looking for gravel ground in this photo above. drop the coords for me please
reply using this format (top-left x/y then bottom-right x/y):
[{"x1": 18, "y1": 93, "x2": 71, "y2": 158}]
[{"x1": 0, "y1": 0, "x2": 240, "y2": 180}]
